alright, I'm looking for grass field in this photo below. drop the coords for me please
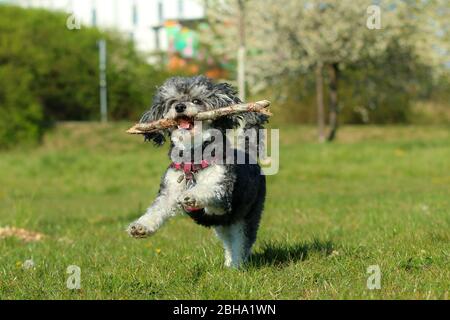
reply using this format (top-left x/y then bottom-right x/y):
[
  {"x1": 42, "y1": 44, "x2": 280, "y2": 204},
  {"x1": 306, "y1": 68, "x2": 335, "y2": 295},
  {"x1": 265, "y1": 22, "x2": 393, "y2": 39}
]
[{"x1": 0, "y1": 123, "x2": 449, "y2": 299}]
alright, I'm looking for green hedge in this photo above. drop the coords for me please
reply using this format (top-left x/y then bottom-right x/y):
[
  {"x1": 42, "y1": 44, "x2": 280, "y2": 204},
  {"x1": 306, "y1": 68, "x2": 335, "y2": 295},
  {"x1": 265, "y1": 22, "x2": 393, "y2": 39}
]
[
  {"x1": 0, "y1": 5, "x2": 169, "y2": 149},
  {"x1": 0, "y1": 65, "x2": 43, "y2": 148}
]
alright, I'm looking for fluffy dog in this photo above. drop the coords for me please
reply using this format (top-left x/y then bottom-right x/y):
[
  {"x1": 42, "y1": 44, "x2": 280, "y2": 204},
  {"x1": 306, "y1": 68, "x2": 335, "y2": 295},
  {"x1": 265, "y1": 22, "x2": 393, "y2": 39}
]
[{"x1": 127, "y1": 76, "x2": 267, "y2": 268}]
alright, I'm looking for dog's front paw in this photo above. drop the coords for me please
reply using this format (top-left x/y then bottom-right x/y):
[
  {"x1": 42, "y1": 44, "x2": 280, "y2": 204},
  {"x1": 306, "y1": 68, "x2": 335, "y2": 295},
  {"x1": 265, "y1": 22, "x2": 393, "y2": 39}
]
[
  {"x1": 178, "y1": 192, "x2": 204, "y2": 210},
  {"x1": 127, "y1": 222, "x2": 154, "y2": 239}
]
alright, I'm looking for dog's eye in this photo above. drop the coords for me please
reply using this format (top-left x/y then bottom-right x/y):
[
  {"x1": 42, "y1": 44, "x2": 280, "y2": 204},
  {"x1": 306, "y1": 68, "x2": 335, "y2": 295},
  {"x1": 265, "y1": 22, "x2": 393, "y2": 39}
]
[{"x1": 192, "y1": 99, "x2": 202, "y2": 105}]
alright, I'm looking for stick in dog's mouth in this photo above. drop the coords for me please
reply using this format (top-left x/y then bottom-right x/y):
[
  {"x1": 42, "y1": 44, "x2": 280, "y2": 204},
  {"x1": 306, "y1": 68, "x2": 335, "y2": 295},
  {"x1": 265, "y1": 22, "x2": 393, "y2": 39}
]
[{"x1": 126, "y1": 100, "x2": 271, "y2": 135}]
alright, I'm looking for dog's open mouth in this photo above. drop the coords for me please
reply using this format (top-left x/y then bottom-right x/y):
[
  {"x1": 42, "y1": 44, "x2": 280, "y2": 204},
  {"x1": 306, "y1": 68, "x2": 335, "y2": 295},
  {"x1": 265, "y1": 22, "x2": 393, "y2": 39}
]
[{"x1": 176, "y1": 116, "x2": 195, "y2": 130}]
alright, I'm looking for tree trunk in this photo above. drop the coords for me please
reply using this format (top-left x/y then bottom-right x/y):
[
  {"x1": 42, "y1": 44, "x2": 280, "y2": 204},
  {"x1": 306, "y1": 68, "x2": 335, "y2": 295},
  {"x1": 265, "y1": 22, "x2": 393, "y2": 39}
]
[
  {"x1": 327, "y1": 63, "x2": 339, "y2": 141},
  {"x1": 315, "y1": 63, "x2": 325, "y2": 143},
  {"x1": 237, "y1": 0, "x2": 246, "y2": 102}
]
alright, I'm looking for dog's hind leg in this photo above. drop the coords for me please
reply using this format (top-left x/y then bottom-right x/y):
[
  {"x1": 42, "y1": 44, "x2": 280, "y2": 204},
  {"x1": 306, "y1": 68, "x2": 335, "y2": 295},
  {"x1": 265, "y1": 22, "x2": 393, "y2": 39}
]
[
  {"x1": 242, "y1": 202, "x2": 264, "y2": 258},
  {"x1": 214, "y1": 177, "x2": 265, "y2": 268},
  {"x1": 214, "y1": 220, "x2": 248, "y2": 268},
  {"x1": 243, "y1": 175, "x2": 266, "y2": 259},
  {"x1": 214, "y1": 226, "x2": 232, "y2": 267}
]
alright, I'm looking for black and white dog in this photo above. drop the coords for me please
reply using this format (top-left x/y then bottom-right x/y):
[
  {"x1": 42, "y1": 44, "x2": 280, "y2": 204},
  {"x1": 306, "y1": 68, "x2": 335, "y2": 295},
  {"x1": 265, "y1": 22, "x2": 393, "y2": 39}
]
[{"x1": 127, "y1": 76, "x2": 267, "y2": 268}]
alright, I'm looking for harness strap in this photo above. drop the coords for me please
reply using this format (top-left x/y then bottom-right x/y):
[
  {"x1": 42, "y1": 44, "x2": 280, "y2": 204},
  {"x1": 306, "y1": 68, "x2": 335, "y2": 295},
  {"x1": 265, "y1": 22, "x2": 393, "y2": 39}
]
[
  {"x1": 171, "y1": 159, "x2": 210, "y2": 181},
  {"x1": 171, "y1": 160, "x2": 212, "y2": 214}
]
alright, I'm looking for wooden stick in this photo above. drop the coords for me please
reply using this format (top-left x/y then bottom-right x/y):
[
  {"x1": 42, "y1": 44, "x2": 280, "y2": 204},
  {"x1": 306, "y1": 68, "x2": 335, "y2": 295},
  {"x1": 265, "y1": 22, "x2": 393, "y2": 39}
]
[{"x1": 126, "y1": 100, "x2": 271, "y2": 134}]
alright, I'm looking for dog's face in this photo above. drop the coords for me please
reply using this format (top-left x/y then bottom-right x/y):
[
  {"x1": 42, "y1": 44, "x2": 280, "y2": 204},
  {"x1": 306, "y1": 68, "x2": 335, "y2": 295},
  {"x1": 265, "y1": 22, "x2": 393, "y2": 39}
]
[
  {"x1": 162, "y1": 84, "x2": 210, "y2": 134},
  {"x1": 140, "y1": 76, "x2": 241, "y2": 146}
]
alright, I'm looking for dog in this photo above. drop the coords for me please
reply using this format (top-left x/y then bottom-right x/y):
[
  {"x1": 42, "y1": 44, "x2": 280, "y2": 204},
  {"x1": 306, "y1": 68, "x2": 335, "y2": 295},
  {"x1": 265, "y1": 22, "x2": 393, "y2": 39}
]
[{"x1": 127, "y1": 76, "x2": 267, "y2": 268}]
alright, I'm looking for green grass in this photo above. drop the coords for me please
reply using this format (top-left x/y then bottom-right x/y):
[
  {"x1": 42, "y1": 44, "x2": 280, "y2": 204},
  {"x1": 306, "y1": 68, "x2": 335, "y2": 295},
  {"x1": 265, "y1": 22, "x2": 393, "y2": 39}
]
[{"x1": 0, "y1": 123, "x2": 449, "y2": 299}]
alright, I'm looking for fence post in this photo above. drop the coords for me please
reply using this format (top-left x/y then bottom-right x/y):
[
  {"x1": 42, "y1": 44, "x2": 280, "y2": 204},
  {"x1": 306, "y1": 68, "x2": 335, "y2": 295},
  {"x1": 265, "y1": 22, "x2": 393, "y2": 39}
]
[{"x1": 98, "y1": 39, "x2": 108, "y2": 123}]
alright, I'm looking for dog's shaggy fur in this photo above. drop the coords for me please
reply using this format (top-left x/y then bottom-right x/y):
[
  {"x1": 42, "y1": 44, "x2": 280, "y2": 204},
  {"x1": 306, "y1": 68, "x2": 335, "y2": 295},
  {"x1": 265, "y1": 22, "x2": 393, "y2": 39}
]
[{"x1": 127, "y1": 76, "x2": 267, "y2": 268}]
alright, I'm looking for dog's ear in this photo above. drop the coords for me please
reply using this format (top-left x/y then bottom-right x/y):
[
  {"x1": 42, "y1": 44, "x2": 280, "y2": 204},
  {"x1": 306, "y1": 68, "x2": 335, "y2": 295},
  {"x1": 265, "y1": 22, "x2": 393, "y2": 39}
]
[
  {"x1": 212, "y1": 82, "x2": 269, "y2": 130},
  {"x1": 233, "y1": 112, "x2": 269, "y2": 130},
  {"x1": 139, "y1": 96, "x2": 167, "y2": 146}
]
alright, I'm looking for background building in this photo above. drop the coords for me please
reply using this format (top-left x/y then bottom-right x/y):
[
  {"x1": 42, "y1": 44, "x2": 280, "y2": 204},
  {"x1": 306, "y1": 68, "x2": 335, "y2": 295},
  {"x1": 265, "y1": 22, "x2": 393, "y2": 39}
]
[{"x1": 0, "y1": 0, "x2": 205, "y2": 53}]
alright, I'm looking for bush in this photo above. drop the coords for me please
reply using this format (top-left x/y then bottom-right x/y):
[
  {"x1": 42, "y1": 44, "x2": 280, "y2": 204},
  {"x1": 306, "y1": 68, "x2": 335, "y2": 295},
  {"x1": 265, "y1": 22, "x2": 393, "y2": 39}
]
[
  {"x1": 0, "y1": 65, "x2": 43, "y2": 148},
  {"x1": 0, "y1": 5, "x2": 170, "y2": 149}
]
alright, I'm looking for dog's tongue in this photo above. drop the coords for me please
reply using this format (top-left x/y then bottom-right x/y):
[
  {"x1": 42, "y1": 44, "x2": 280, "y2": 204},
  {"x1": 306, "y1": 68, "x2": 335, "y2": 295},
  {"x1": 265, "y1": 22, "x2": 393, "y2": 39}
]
[{"x1": 178, "y1": 119, "x2": 191, "y2": 129}]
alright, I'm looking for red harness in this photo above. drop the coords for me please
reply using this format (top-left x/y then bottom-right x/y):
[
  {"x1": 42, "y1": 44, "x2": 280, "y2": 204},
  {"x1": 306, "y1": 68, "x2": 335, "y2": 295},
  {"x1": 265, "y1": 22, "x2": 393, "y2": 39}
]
[
  {"x1": 171, "y1": 159, "x2": 210, "y2": 176},
  {"x1": 171, "y1": 160, "x2": 210, "y2": 213}
]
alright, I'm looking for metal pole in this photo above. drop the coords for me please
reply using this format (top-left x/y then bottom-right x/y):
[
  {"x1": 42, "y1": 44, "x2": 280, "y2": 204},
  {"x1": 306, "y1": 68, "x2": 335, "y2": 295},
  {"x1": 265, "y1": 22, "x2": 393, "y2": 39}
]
[
  {"x1": 98, "y1": 39, "x2": 108, "y2": 123},
  {"x1": 237, "y1": 0, "x2": 246, "y2": 102}
]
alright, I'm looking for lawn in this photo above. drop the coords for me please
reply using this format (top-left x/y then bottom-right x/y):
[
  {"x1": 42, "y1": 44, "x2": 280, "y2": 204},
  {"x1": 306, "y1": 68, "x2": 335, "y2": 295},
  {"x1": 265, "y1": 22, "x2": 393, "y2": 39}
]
[{"x1": 0, "y1": 123, "x2": 449, "y2": 299}]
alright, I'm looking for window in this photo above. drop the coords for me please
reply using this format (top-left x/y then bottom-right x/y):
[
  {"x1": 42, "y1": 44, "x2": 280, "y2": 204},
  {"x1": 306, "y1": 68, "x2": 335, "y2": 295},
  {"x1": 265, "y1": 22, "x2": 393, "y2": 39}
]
[
  {"x1": 153, "y1": 27, "x2": 161, "y2": 50},
  {"x1": 158, "y1": 0, "x2": 163, "y2": 24},
  {"x1": 132, "y1": 2, "x2": 138, "y2": 26},
  {"x1": 91, "y1": 7, "x2": 97, "y2": 26},
  {"x1": 178, "y1": 0, "x2": 184, "y2": 18}
]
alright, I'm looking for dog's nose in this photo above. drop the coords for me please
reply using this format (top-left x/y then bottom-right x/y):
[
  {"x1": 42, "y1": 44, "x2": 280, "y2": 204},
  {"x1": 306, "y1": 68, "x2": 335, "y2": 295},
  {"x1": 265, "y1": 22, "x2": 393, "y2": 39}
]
[{"x1": 175, "y1": 103, "x2": 186, "y2": 113}]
